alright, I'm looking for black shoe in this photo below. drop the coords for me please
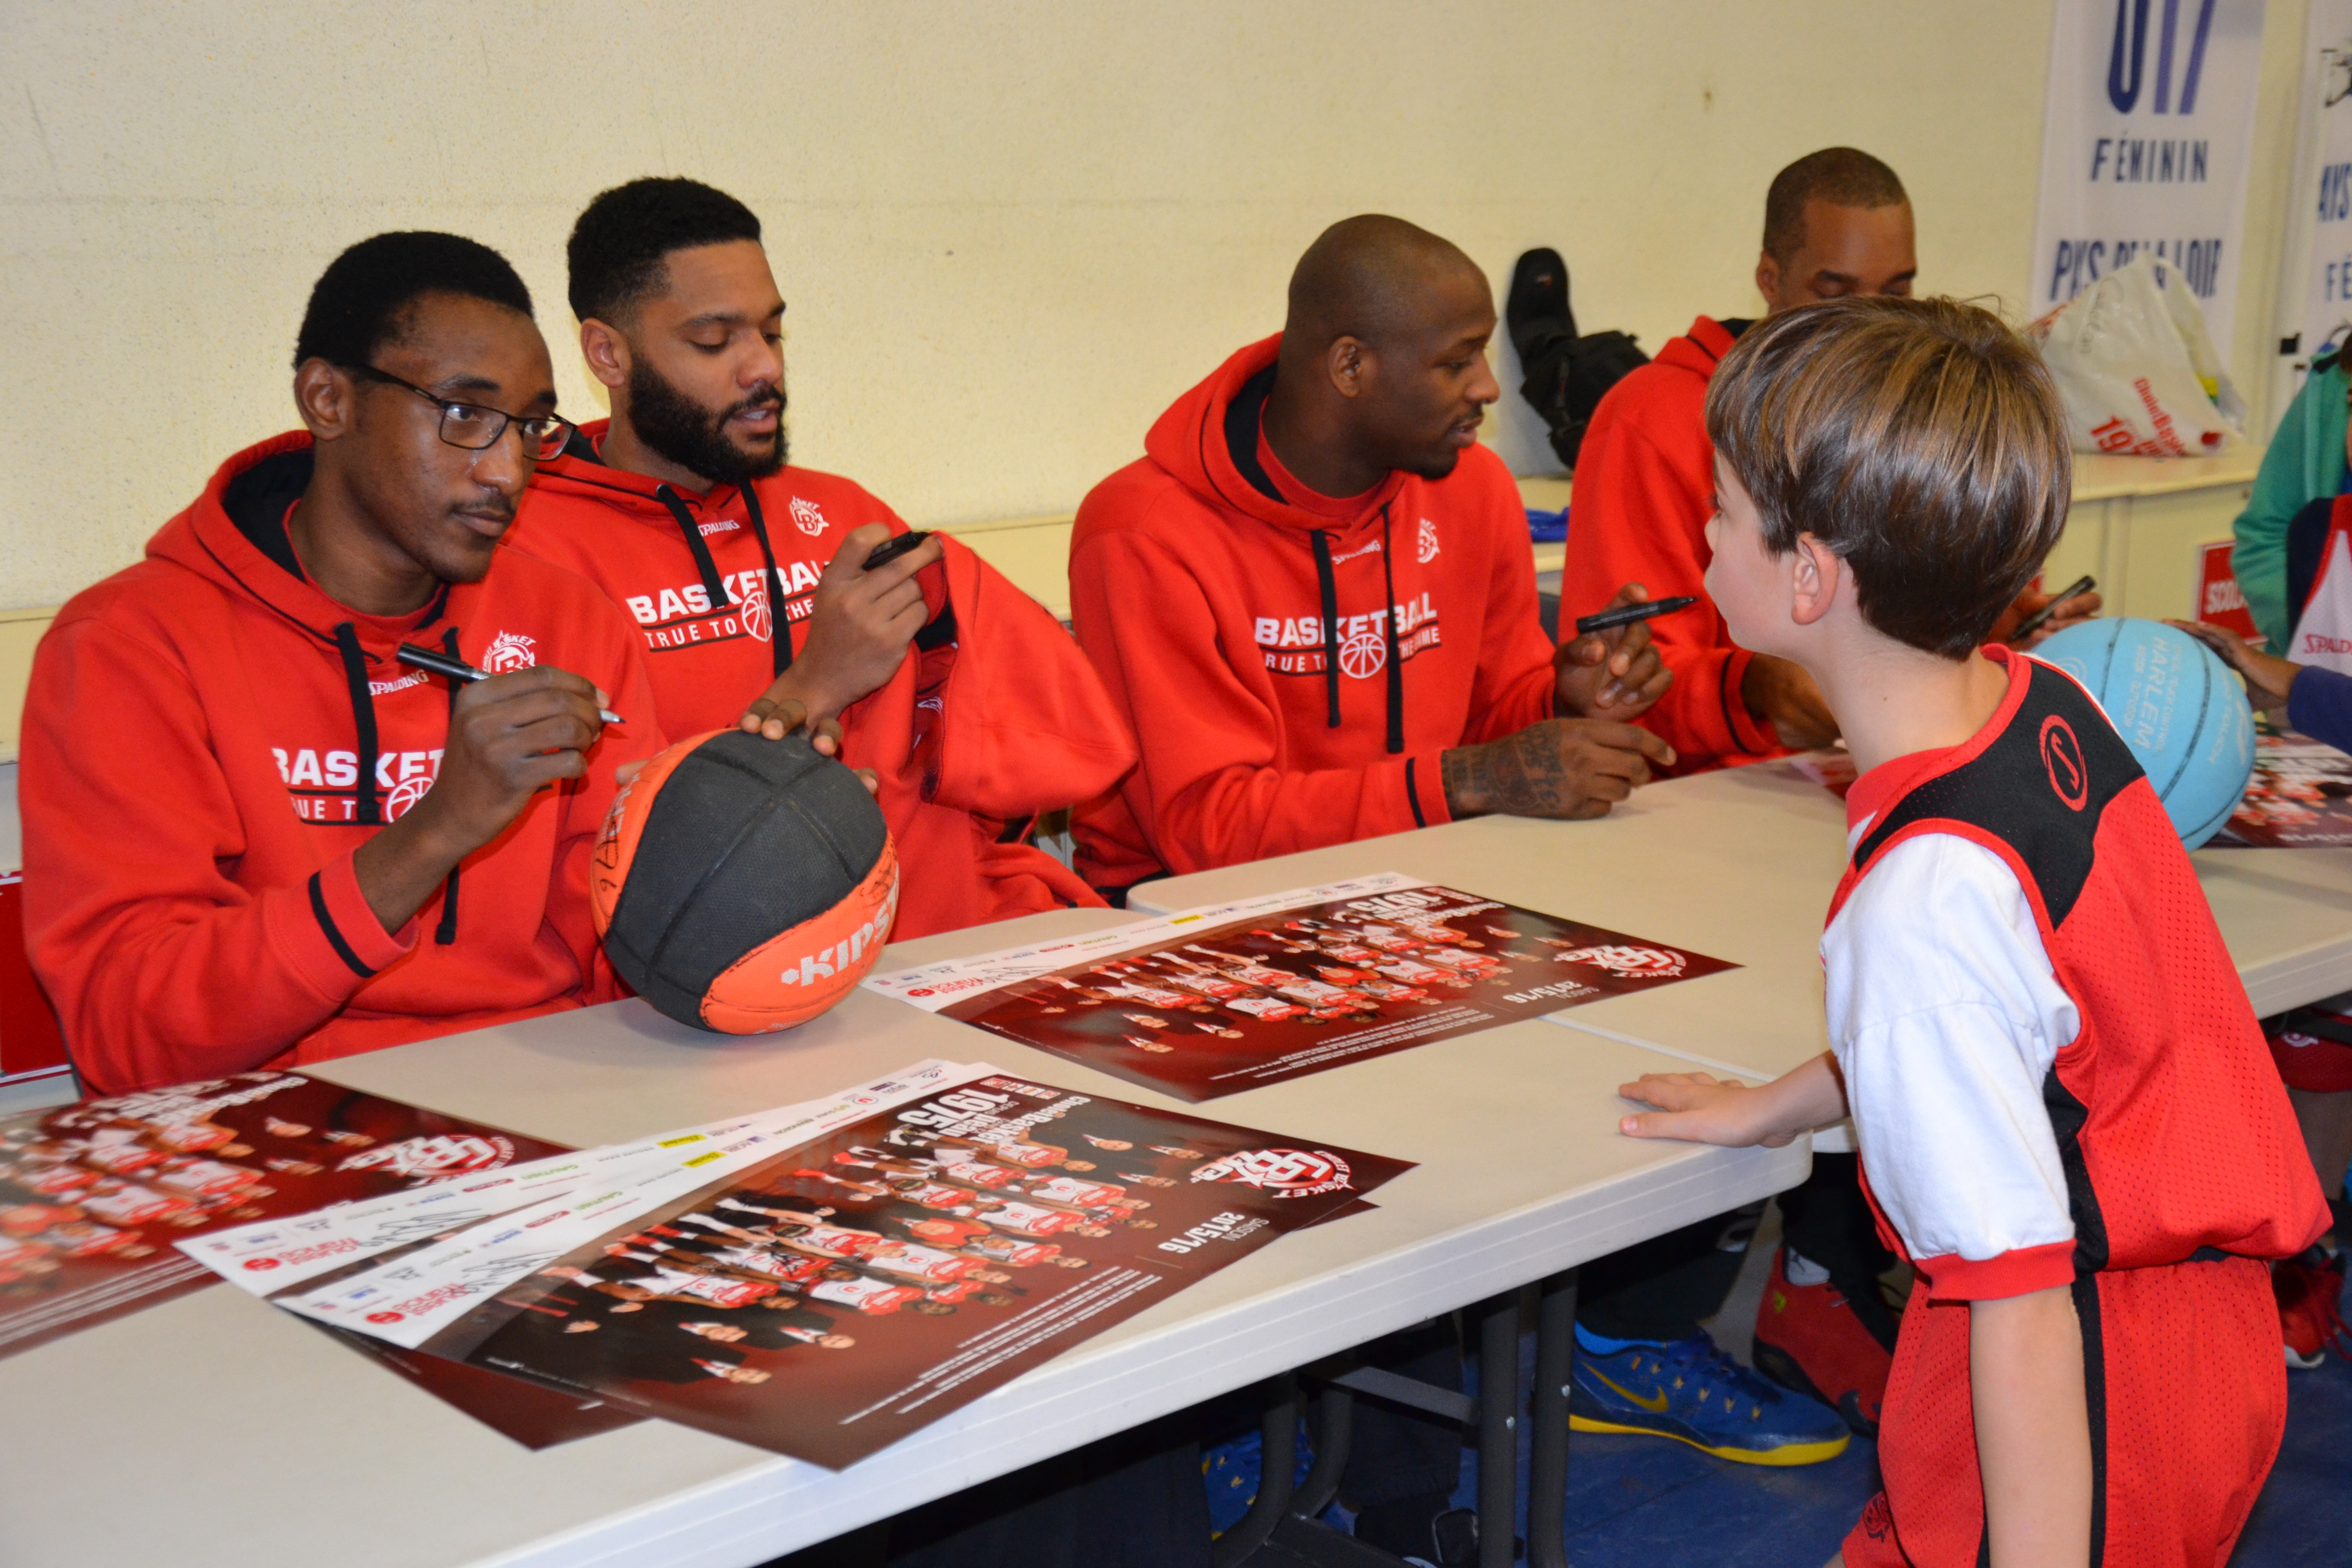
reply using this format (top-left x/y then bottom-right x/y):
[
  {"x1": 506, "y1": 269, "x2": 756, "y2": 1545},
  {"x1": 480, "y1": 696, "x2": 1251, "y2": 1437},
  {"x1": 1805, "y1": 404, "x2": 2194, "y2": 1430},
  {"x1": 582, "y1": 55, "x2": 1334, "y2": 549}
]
[{"x1": 1506, "y1": 248, "x2": 1576, "y2": 364}]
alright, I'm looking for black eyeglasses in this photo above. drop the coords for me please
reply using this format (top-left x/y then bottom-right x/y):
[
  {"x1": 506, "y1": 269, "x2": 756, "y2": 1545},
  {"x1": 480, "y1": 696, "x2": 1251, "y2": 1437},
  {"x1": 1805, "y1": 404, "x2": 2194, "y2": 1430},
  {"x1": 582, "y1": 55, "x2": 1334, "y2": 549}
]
[{"x1": 344, "y1": 364, "x2": 577, "y2": 462}]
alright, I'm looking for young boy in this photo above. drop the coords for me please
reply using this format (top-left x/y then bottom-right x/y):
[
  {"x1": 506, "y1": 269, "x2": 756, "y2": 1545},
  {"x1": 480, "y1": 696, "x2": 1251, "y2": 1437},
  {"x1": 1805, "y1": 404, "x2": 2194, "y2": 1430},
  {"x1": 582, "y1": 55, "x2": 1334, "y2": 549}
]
[{"x1": 1617, "y1": 296, "x2": 2328, "y2": 1567}]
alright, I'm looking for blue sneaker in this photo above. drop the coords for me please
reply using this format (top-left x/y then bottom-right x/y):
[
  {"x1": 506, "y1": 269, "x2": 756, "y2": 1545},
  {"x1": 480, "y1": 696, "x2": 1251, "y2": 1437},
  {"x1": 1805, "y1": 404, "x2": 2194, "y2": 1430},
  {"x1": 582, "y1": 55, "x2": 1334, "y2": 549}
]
[{"x1": 1569, "y1": 1329, "x2": 1850, "y2": 1465}]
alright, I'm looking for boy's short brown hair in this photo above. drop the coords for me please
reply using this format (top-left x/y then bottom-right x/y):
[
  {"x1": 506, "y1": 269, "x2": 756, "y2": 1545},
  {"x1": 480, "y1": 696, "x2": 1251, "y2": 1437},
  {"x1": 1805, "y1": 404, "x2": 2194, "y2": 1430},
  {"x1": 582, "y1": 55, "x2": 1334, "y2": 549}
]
[{"x1": 1705, "y1": 296, "x2": 2070, "y2": 658}]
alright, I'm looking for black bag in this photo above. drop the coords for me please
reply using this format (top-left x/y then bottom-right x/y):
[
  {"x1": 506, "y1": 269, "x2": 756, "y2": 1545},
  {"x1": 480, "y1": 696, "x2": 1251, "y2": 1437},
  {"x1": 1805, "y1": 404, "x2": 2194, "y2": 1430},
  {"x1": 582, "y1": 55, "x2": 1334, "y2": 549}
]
[{"x1": 1507, "y1": 248, "x2": 1649, "y2": 472}]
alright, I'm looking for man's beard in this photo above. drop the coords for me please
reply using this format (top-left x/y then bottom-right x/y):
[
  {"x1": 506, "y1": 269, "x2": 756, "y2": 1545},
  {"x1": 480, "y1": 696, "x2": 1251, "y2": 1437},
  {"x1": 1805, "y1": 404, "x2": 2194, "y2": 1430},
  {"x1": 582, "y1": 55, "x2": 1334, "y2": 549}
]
[{"x1": 625, "y1": 358, "x2": 787, "y2": 485}]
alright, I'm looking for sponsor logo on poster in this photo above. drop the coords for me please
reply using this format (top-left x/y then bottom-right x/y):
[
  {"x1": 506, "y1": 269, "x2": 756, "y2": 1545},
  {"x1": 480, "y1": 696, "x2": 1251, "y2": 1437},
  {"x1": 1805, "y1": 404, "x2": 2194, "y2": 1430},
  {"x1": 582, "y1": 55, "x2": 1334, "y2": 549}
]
[
  {"x1": 1549, "y1": 944, "x2": 1690, "y2": 980},
  {"x1": 1191, "y1": 1147, "x2": 1355, "y2": 1197}
]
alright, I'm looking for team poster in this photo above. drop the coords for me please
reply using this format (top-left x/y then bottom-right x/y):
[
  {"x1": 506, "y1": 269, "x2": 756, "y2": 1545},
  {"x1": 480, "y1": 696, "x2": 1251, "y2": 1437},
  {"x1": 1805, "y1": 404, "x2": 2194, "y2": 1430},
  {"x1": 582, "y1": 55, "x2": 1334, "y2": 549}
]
[
  {"x1": 0, "y1": 1070, "x2": 566, "y2": 1360},
  {"x1": 865, "y1": 875, "x2": 1738, "y2": 1102},
  {"x1": 350, "y1": 1067, "x2": 1410, "y2": 1468},
  {"x1": 2211, "y1": 733, "x2": 2352, "y2": 847}
]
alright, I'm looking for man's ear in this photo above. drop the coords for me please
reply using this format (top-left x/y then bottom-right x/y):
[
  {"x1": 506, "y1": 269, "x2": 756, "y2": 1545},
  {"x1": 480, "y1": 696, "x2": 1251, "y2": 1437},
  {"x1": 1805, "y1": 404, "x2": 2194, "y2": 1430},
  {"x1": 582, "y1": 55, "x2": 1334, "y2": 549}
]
[
  {"x1": 291, "y1": 358, "x2": 356, "y2": 443},
  {"x1": 1789, "y1": 532, "x2": 1843, "y2": 626},
  {"x1": 1325, "y1": 336, "x2": 1368, "y2": 400},
  {"x1": 1754, "y1": 250, "x2": 1784, "y2": 313},
  {"x1": 579, "y1": 317, "x2": 631, "y2": 391}
]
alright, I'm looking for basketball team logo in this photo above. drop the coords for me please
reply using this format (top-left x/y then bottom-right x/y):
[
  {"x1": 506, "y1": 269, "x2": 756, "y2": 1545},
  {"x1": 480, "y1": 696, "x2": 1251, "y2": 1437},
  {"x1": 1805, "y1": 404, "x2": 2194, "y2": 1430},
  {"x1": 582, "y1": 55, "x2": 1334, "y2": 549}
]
[
  {"x1": 739, "y1": 575, "x2": 774, "y2": 643},
  {"x1": 1338, "y1": 629, "x2": 1387, "y2": 679},
  {"x1": 333, "y1": 1133, "x2": 517, "y2": 1180},
  {"x1": 1192, "y1": 1147, "x2": 1356, "y2": 1198},
  {"x1": 1551, "y1": 944, "x2": 1688, "y2": 980},
  {"x1": 790, "y1": 496, "x2": 828, "y2": 536},
  {"x1": 1416, "y1": 517, "x2": 1439, "y2": 564},
  {"x1": 479, "y1": 631, "x2": 537, "y2": 674},
  {"x1": 2039, "y1": 714, "x2": 2088, "y2": 811},
  {"x1": 382, "y1": 773, "x2": 434, "y2": 821}
]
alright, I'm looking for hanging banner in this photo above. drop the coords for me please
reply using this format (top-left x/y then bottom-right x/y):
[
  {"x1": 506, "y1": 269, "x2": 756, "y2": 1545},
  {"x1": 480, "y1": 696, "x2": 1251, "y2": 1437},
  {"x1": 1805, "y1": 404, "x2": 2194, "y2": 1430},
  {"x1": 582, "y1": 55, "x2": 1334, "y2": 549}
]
[
  {"x1": 2288, "y1": 3, "x2": 2352, "y2": 382},
  {"x1": 2032, "y1": 0, "x2": 2269, "y2": 351}
]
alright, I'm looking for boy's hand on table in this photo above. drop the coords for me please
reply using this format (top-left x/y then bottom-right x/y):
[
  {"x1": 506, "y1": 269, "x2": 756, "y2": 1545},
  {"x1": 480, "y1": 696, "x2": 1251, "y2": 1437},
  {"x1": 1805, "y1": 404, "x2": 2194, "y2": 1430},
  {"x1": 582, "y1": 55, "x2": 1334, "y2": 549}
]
[
  {"x1": 1616, "y1": 1071, "x2": 1802, "y2": 1147},
  {"x1": 1620, "y1": 1054, "x2": 1849, "y2": 1148}
]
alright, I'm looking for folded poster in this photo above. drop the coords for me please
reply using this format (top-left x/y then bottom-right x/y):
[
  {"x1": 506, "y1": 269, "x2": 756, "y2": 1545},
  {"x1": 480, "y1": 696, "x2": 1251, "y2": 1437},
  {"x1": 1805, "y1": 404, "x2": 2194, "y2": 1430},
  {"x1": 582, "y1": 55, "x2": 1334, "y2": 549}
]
[{"x1": 308, "y1": 1064, "x2": 1412, "y2": 1467}]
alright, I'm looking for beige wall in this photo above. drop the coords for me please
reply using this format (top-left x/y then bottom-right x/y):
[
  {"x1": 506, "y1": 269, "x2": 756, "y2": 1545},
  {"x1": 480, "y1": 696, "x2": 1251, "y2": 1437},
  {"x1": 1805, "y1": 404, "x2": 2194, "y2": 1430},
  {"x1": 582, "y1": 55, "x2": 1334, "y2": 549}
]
[{"x1": 0, "y1": 1, "x2": 2312, "y2": 629}]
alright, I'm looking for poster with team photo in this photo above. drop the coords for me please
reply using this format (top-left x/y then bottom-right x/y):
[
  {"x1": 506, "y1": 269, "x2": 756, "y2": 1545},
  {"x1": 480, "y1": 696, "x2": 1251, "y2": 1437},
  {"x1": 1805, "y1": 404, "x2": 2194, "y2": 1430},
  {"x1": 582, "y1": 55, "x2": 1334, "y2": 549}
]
[
  {"x1": 865, "y1": 874, "x2": 1737, "y2": 1102},
  {"x1": 0, "y1": 1070, "x2": 564, "y2": 1360},
  {"x1": 371, "y1": 1066, "x2": 1409, "y2": 1468},
  {"x1": 2210, "y1": 733, "x2": 2352, "y2": 846}
]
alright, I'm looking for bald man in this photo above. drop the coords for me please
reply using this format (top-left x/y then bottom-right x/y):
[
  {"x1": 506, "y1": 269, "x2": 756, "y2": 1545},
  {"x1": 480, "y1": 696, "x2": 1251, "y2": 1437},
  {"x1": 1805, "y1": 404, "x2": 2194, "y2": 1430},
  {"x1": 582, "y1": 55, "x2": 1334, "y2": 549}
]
[{"x1": 1070, "y1": 215, "x2": 1673, "y2": 899}]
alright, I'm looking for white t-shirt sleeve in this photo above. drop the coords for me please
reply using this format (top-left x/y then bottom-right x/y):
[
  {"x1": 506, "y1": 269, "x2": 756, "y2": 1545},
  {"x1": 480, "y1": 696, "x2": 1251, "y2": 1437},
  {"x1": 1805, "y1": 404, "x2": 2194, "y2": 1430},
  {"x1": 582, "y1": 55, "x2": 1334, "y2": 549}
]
[{"x1": 1821, "y1": 831, "x2": 2078, "y2": 1278}]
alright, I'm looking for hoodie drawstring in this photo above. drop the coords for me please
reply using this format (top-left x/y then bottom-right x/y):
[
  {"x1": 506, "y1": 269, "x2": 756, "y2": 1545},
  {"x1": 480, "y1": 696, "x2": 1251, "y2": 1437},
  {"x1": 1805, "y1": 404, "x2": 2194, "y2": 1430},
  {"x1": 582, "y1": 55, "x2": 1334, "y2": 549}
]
[
  {"x1": 332, "y1": 624, "x2": 382, "y2": 826},
  {"x1": 738, "y1": 486, "x2": 793, "y2": 677},
  {"x1": 654, "y1": 484, "x2": 734, "y2": 629},
  {"x1": 1309, "y1": 531, "x2": 1341, "y2": 729},
  {"x1": 433, "y1": 627, "x2": 463, "y2": 945},
  {"x1": 1376, "y1": 505, "x2": 1404, "y2": 755},
  {"x1": 1307, "y1": 520, "x2": 1406, "y2": 752},
  {"x1": 332, "y1": 622, "x2": 463, "y2": 945}
]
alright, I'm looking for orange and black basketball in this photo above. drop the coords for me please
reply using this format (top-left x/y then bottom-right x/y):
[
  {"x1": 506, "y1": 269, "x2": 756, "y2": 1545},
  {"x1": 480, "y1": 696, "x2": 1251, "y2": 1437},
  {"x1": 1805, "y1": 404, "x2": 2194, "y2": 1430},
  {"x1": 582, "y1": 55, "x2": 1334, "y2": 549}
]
[{"x1": 591, "y1": 729, "x2": 899, "y2": 1034}]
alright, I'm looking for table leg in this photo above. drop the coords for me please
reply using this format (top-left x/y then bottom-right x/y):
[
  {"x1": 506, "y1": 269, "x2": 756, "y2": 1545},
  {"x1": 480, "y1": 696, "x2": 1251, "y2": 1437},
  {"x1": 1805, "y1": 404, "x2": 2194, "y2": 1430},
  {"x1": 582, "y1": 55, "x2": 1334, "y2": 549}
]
[
  {"x1": 1475, "y1": 1289, "x2": 1522, "y2": 1568},
  {"x1": 1211, "y1": 1373, "x2": 1298, "y2": 1568},
  {"x1": 1527, "y1": 1269, "x2": 1578, "y2": 1568},
  {"x1": 1292, "y1": 1385, "x2": 1354, "y2": 1521}
]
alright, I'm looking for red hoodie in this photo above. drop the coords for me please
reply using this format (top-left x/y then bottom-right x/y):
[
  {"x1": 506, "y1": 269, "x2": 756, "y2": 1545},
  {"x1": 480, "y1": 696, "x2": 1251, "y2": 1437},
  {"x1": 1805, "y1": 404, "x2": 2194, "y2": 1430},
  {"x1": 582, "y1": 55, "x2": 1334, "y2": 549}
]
[
  {"x1": 19, "y1": 432, "x2": 665, "y2": 1094},
  {"x1": 1560, "y1": 316, "x2": 1783, "y2": 771},
  {"x1": 1070, "y1": 334, "x2": 1557, "y2": 890},
  {"x1": 504, "y1": 427, "x2": 1135, "y2": 939}
]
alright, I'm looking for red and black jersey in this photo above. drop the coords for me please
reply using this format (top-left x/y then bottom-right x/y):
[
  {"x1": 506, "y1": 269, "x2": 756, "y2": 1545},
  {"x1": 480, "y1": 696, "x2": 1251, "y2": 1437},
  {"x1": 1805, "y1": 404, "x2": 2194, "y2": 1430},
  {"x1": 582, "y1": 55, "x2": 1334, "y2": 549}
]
[{"x1": 1831, "y1": 649, "x2": 2324, "y2": 1279}]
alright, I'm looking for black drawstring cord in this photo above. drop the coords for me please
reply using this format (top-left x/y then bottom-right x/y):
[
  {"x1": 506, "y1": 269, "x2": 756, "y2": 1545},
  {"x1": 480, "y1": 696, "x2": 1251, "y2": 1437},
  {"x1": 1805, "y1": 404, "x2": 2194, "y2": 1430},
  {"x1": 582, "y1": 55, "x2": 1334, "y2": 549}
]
[
  {"x1": 654, "y1": 484, "x2": 733, "y2": 621},
  {"x1": 434, "y1": 626, "x2": 462, "y2": 946},
  {"x1": 738, "y1": 486, "x2": 793, "y2": 676},
  {"x1": 332, "y1": 624, "x2": 382, "y2": 826},
  {"x1": 1377, "y1": 506, "x2": 1404, "y2": 755},
  {"x1": 1310, "y1": 530, "x2": 1341, "y2": 728}
]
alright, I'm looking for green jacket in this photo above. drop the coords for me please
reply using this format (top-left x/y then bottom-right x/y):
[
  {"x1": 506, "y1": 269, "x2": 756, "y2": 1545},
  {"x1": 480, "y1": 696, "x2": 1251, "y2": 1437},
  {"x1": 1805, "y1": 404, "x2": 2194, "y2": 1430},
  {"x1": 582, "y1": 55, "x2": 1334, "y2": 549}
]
[{"x1": 2234, "y1": 360, "x2": 2348, "y2": 648}]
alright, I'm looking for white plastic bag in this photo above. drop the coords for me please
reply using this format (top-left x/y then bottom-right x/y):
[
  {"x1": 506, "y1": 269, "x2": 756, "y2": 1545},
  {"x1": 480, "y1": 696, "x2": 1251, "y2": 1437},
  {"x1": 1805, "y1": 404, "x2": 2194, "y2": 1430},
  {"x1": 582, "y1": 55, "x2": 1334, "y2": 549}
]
[{"x1": 2027, "y1": 254, "x2": 2245, "y2": 457}]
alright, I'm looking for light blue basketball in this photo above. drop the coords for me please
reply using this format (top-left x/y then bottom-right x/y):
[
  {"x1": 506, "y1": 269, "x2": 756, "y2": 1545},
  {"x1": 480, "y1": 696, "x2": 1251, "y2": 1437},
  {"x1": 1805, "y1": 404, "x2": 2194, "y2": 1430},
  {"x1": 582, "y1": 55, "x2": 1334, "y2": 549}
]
[{"x1": 2032, "y1": 618, "x2": 2255, "y2": 849}]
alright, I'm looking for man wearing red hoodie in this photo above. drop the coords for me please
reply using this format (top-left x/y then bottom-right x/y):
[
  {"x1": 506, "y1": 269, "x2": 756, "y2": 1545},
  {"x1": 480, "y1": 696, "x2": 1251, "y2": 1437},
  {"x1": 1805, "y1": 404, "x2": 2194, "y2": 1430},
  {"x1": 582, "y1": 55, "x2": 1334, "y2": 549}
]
[
  {"x1": 504, "y1": 178, "x2": 1134, "y2": 941},
  {"x1": 21, "y1": 233, "x2": 664, "y2": 1095},
  {"x1": 1071, "y1": 214, "x2": 1673, "y2": 900}
]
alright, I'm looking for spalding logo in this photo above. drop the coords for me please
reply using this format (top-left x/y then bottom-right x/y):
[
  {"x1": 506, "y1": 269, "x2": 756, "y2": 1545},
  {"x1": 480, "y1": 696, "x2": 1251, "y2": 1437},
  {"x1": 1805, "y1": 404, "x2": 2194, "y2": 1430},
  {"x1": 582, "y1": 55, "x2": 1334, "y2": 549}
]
[{"x1": 2039, "y1": 715, "x2": 2088, "y2": 811}]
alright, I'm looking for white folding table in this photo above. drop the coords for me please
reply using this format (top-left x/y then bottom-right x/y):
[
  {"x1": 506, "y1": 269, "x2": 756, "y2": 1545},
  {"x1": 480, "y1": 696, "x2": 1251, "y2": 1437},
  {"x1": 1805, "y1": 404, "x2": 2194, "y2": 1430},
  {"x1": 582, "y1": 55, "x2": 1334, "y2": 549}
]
[
  {"x1": 0, "y1": 905, "x2": 1804, "y2": 1568},
  {"x1": 1129, "y1": 760, "x2": 2352, "y2": 1082}
]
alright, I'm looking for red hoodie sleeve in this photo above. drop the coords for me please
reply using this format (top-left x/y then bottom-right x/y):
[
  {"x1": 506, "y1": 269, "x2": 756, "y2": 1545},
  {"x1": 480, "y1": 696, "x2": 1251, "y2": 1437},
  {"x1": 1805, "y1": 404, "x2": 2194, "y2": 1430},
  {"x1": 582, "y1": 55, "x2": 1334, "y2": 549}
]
[
  {"x1": 917, "y1": 538, "x2": 1137, "y2": 819},
  {"x1": 20, "y1": 618, "x2": 418, "y2": 1093},
  {"x1": 1560, "y1": 395, "x2": 1777, "y2": 762},
  {"x1": 1071, "y1": 526, "x2": 1449, "y2": 876}
]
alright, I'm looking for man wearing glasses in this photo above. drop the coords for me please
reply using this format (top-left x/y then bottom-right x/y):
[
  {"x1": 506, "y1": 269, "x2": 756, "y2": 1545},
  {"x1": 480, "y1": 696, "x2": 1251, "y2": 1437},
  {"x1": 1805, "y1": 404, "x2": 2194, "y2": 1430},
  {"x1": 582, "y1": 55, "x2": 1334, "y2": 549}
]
[{"x1": 18, "y1": 231, "x2": 665, "y2": 1095}]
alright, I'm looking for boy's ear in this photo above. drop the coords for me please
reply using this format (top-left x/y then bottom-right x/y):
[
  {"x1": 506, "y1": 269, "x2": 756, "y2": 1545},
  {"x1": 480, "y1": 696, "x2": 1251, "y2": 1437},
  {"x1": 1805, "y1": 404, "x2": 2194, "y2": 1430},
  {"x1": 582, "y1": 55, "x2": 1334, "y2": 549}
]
[{"x1": 1788, "y1": 533, "x2": 1843, "y2": 627}]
